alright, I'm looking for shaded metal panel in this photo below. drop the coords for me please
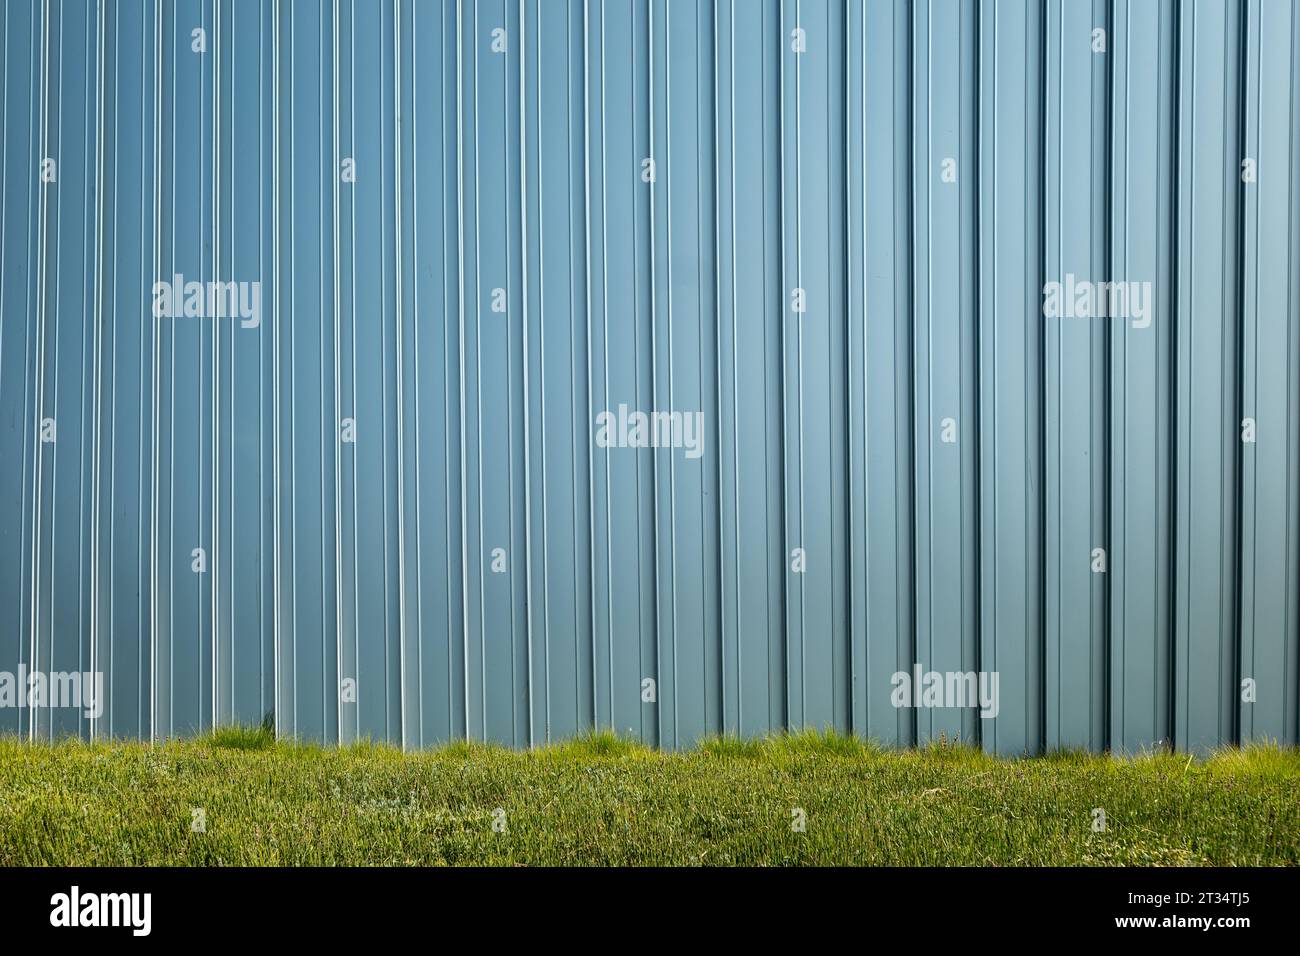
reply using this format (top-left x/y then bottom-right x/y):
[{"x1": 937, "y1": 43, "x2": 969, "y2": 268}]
[{"x1": 3, "y1": 0, "x2": 1299, "y2": 753}]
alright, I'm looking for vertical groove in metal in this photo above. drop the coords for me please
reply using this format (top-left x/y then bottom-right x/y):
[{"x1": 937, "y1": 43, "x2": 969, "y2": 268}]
[
  {"x1": 1098, "y1": 0, "x2": 1113, "y2": 752},
  {"x1": 149, "y1": 0, "x2": 160, "y2": 741},
  {"x1": 3, "y1": 0, "x2": 1299, "y2": 752},
  {"x1": 89, "y1": 0, "x2": 104, "y2": 741},
  {"x1": 27, "y1": 0, "x2": 47, "y2": 741},
  {"x1": 392, "y1": 0, "x2": 405, "y2": 750},
  {"x1": 330, "y1": 0, "x2": 342, "y2": 746},
  {"x1": 457, "y1": 0, "x2": 474, "y2": 739}
]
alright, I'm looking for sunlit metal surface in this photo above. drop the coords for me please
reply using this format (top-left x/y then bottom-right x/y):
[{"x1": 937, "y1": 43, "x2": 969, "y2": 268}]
[{"x1": 1, "y1": 0, "x2": 1297, "y2": 752}]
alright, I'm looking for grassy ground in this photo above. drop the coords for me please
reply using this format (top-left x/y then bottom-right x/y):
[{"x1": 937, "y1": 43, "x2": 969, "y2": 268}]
[{"x1": 1, "y1": 728, "x2": 1297, "y2": 866}]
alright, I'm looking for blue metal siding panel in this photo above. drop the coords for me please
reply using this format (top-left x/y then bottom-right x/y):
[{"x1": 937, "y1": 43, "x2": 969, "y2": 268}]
[
  {"x1": 3, "y1": 0, "x2": 1300, "y2": 753},
  {"x1": 911, "y1": 0, "x2": 978, "y2": 745},
  {"x1": 978, "y1": 0, "x2": 1042, "y2": 756},
  {"x1": 1173, "y1": 0, "x2": 1242, "y2": 754},
  {"x1": 1109, "y1": 0, "x2": 1174, "y2": 752},
  {"x1": 1240, "y1": 0, "x2": 1300, "y2": 745},
  {"x1": 714, "y1": 0, "x2": 786, "y2": 740},
  {"x1": 1044, "y1": 0, "x2": 1106, "y2": 751},
  {"x1": 849, "y1": 0, "x2": 915, "y2": 748}
]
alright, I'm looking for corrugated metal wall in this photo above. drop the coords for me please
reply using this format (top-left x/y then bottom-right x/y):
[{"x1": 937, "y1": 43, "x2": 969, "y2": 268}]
[{"x1": 2, "y1": 0, "x2": 1298, "y2": 753}]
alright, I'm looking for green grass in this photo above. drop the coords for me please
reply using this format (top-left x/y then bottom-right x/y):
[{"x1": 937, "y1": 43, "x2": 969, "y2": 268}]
[
  {"x1": 203, "y1": 722, "x2": 276, "y2": 751},
  {"x1": 1, "y1": 729, "x2": 1297, "y2": 866}
]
